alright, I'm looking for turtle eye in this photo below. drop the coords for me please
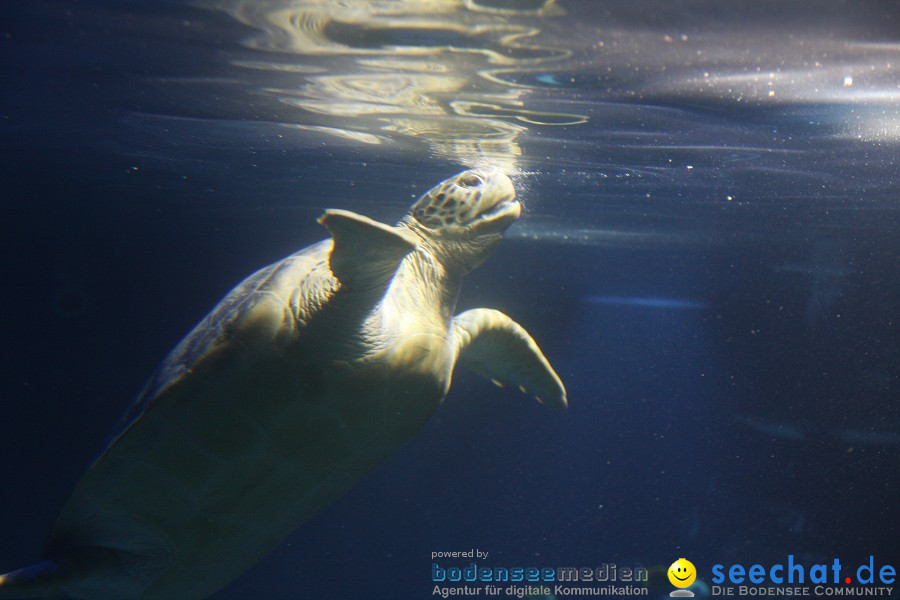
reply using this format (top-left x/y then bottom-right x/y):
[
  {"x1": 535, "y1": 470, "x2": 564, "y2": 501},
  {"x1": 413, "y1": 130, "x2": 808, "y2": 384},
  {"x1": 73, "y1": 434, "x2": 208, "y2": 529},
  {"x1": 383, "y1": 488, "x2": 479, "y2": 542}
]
[{"x1": 458, "y1": 174, "x2": 482, "y2": 188}]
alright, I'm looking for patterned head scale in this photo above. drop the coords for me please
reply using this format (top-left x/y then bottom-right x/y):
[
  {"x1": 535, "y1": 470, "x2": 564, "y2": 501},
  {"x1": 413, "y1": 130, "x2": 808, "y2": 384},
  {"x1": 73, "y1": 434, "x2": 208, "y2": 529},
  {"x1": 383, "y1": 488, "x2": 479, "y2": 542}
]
[{"x1": 410, "y1": 169, "x2": 516, "y2": 230}]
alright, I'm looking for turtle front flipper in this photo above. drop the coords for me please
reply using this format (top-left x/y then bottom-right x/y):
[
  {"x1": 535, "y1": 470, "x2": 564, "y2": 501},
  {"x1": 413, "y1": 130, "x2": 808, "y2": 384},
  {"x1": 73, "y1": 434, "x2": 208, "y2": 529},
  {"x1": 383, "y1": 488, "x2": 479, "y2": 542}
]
[
  {"x1": 452, "y1": 308, "x2": 567, "y2": 409},
  {"x1": 318, "y1": 209, "x2": 418, "y2": 287}
]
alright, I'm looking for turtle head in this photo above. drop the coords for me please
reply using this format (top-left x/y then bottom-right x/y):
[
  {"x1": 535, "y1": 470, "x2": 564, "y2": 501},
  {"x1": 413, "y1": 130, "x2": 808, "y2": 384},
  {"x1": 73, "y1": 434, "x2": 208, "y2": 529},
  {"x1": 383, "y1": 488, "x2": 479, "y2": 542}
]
[{"x1": 403, "y1": 168, "x2": 520, "y2": 273}]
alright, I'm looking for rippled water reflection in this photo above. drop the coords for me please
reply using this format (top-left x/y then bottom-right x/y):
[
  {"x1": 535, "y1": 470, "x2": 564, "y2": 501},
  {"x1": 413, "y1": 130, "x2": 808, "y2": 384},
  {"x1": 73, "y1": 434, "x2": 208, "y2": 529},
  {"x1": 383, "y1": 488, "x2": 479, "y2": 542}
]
[{"x1": 202, "y1": 0, "x2": 587, "y2": 169}]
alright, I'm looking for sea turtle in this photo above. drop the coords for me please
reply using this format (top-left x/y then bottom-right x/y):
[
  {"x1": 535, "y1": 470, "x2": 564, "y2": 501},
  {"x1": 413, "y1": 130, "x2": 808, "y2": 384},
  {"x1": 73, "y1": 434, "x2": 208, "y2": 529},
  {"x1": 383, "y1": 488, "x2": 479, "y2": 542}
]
[{"x1": 0, "y1": 168, "x2": 566, "y2": 599}]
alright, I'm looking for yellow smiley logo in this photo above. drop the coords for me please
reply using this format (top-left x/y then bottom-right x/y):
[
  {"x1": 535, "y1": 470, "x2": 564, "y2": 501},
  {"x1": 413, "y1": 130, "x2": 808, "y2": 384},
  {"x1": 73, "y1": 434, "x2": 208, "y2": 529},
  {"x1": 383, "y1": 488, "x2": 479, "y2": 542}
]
[{"x1": 668, "y1": 558, "x2": 696, "y2": 588}]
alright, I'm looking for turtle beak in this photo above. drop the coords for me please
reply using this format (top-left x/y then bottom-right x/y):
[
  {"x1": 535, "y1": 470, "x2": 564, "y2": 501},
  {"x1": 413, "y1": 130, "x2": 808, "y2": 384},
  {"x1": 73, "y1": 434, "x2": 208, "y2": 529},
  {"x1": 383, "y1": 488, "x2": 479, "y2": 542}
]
[
  {"x1": 470, "y1": 170, "x2": 519, "y2": 233},
  {"x1": 474, "y1": 198, "x2": 521, "y2": 233}
]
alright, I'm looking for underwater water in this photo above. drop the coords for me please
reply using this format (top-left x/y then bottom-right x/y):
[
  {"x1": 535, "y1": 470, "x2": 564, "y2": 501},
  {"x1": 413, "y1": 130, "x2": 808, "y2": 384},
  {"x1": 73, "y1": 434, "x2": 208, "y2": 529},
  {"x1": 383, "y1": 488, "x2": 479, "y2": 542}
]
[{"x1": 1, "y1": 0, "x2": 898, "y2": 598}]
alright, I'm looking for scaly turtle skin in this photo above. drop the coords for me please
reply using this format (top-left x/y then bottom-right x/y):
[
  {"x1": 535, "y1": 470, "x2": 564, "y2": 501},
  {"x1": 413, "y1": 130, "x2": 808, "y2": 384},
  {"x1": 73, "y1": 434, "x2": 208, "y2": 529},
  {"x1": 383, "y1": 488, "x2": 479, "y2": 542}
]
[{"x1": 0, "y1": 169, "x2": 566, "y2": 599}]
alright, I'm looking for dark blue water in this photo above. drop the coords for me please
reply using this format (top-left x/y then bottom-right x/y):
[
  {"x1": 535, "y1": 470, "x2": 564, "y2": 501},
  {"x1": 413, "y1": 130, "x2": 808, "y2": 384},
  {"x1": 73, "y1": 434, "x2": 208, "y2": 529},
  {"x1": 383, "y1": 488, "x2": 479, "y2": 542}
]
[{"x1": 1, "y1": 1, "x2": 898, "y2": 599}]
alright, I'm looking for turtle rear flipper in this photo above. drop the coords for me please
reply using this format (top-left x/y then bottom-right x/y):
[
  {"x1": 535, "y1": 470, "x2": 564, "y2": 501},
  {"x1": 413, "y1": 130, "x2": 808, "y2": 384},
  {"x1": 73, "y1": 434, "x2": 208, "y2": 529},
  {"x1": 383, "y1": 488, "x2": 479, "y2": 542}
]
[
  {"x1": 1, "y1": 544, "x2": 164, "y2": 600},
  {"x1": 0, "y1": 560, "x2": 63, "y2": 599}
]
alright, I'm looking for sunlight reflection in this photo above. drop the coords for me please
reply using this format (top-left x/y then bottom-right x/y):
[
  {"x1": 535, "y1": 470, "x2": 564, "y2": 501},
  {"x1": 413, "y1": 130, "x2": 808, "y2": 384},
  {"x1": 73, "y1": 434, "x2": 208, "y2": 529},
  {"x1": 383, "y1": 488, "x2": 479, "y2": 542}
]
[{"x1": 201, "y1": 0, "x2": 585, "y2": 170}]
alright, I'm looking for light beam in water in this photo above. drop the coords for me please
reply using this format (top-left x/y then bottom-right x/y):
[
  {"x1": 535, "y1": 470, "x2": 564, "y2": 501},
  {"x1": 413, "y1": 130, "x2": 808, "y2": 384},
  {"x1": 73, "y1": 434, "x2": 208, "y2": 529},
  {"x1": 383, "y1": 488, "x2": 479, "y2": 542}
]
[{"x1": 584, "y1": 295, "x2": 707, "y2": 310}]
